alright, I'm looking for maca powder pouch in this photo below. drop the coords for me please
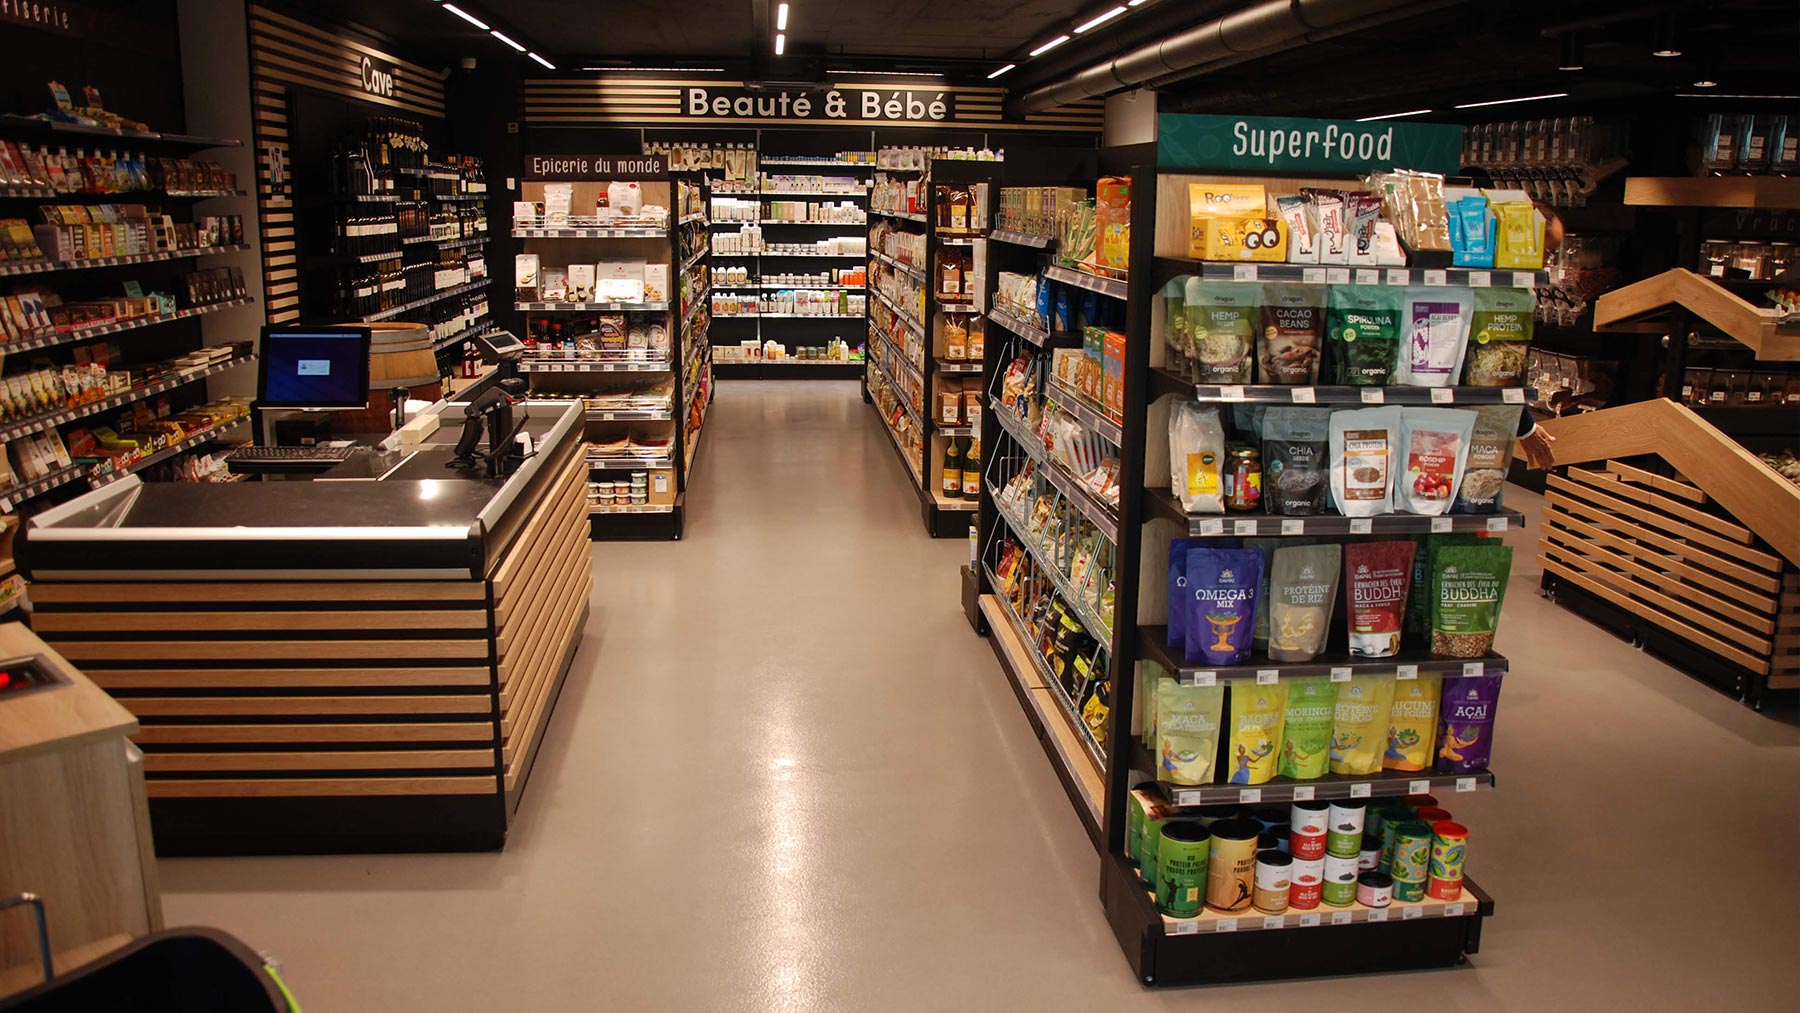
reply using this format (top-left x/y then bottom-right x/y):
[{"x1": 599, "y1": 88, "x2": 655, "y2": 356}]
[
  {"x1": 1185, "y1": 547, "x2": 1263, "y2": 666},
  {"x1": 1278, "y1": 676, "x2": 1336, "y2": 780},
  {"x1": 1430, "y1": 544, "x2": 1513, "y2": 658},
  {"x1": 1156, "y1": 679, "x2": 1225, "y2": 786},
  {"x1": 1227, "y1": 683, "x2": 1287, "y2": 786},
  {"x1": 1329, "y1": 673, "x2": 1395, "y2": 776},
  {"x1": 1344, "y1": 541, "x2": 1416, "y2": 658},
  {"x1": 1436, "y1": 674, "x2": 1502, "y2": 774},
  {"x1": 1383, "y1": 674, "x2": 1441, "y2": 772}
]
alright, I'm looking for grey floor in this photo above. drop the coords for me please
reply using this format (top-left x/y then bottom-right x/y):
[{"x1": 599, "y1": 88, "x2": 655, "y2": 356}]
[{"x1": 162, "y1": 381, "x2": 1800, "y2": 1010}]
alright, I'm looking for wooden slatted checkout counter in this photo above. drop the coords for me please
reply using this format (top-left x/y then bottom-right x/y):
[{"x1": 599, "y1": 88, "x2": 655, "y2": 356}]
[{"x1": 14, "y1": 397, "x2": 591, "y2": 855}]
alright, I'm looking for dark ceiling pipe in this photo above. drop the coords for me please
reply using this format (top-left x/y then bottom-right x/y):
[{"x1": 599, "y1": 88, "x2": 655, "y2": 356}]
[{"x1": 1016, "y1": 0, "x2": 1462, "y2": 113}]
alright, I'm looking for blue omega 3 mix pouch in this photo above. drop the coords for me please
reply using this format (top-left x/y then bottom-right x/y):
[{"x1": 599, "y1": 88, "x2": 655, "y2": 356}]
[{"x1": 1184, "y1": 547, "x2": 1263, "y2": 667}]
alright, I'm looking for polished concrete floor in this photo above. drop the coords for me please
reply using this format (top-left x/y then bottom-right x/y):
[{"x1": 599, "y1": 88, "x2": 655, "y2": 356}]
[{"x1": 162, "y1": 381, "x2": 1799, "y2": 1010}]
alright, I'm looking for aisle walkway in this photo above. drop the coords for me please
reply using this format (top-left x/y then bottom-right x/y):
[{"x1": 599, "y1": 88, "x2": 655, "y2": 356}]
[{"x1": 161, "y1": 382, "x2": 1799, "y2": 1010}]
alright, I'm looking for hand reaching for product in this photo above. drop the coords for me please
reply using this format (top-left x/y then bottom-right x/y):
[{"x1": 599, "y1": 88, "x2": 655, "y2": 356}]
[{"x1": 1516, "y1": 426, "x2": 1556, "y2": 470}]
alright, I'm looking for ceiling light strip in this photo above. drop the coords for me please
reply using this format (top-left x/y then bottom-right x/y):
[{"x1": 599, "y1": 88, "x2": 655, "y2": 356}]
[
  {"x1": 491, "y1": 30, "x2": 526, "y2": 53},
  {"x1": 1356, "y1": 108, "x2": 1433, "y2": 122},
  {"x1": 775, "y1": 33, "x2": 785, "y2": 55},
  {"x1": 442, "y1": 4, "x2": 489, "y2": 31},
  {"x1": 528, "y1": 52, "x2": 555, "y2": 70},
  {"x1": 1029, "y1": 35, "x2": 1070, "y2": 57},
  {"x1": 1453, "y1": 92, "x2": 1569, "y2": 109},
  {"x1": 1074, "y1": 6, "x2": 1126, "y2": 33},
  {"x1": 987, "y1": 64, "x2": 1017, "y2": 80},
  {"x1": 777, "y1": 3, "x2": 789, "y2": 30}
]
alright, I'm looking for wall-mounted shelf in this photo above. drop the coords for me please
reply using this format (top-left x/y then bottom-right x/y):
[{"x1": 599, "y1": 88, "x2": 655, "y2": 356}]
[{"x1": 1623, "y1": 176, "x2": 1800, "y2": 209}]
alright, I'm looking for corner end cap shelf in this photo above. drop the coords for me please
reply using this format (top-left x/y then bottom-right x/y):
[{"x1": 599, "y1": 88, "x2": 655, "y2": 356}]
[{"x1": 1592, "y1": 268, "x2": 1800, "y2": 361}]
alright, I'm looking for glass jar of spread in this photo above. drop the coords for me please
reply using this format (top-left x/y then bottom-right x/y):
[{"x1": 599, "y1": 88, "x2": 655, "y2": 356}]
[{"x1": 1224, "y1": 445, "x2": 1262, "y2": 512}]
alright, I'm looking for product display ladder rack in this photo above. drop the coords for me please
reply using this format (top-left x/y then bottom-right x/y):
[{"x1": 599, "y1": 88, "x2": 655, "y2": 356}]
[
  {"x1": 863, "y1": 158, "x2": 995, "y2": 538},
  {"x1": 710, "y1": 158, "x2": 870, "y2": 379},
  {"x1": 969, "y1": 149, "x2": 1534, "y2": 987}
]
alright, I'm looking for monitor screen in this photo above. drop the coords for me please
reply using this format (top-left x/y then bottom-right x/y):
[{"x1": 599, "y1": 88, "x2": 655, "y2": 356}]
[{"x1": 258, "y1": 327, "x2": 371, "y2": 408}]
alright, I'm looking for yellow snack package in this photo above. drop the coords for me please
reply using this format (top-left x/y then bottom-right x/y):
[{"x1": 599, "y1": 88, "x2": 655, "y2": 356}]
[
  {"x1": 1192, "y1": 216, "x2": 1288, "y2": 262},
  {"x1": 1329, "y1": 673, "x2": 1395, "y2": 775},
  {"x1": 1226, "y1": 684, "x2": 1287, "y2": 786},
  {"x1": 1491, "y1": 201, "x2": 1544, "y2": 269},
  {"x1": 1188, "y1": 184, "x2": 1268, "y2": 259},
  {"x1": 1383, "y1": 674, "x2": 1442, "y2": 772}
]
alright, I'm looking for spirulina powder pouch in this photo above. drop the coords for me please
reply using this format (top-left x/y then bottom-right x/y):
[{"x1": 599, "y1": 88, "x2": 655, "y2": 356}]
[
  {"x1": 1278, "y1": 676, "x2": 1337, "y2": 780},
  {"x1": 1326, "y1": 285, "x2": 1402, "y2": 386},
  {"x1": 1429, "y1": 543, "x2": 1513, "y2": 658}
]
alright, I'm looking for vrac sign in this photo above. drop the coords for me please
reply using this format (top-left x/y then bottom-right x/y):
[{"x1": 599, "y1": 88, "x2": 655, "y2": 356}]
[
  {"x1": 682, "y1": 86, "x2": 953, "y2": 124},
  {"x1": 360, "y1": 54, "x2": 397, "y2": 99}
]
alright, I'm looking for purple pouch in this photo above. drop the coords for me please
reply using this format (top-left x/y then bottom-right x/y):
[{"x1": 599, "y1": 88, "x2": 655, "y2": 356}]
[
  {"x1": 1168, "y1": 537, "x2": 1203, "y2": 648},
  {"x1": 1436, "y1": 674, "x2": 1502, "y2": 774},
  {"x1": 1184, "y1": 547, "x2": 1263, "y2": 666}
]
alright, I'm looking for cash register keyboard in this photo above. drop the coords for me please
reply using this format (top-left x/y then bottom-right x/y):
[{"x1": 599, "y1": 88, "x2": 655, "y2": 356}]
[{"x1": 227, "y1": 445, "x2": 356, "y2": 465}]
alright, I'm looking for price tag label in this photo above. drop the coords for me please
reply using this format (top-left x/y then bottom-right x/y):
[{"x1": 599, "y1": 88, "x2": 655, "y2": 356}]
[
  {"x1": 1409, "y1": 779, "x2": 1431, "y2": 795},
  {"x1": 1302, "y1": 267, "x2": 1328, "y2": 284},
  {"x1": 1326, "y1": 268, "x2": 1351, "y2": 285},
  {"x1": 1431, "y1": 388, "x2": 1455, "y2": 404},
  {"x1": 1397, "y1": 665, "x2": 1419, "y2": 680},
  {"x1": 1349, "y1": 519, "x2": 1373, "y2": 534},
  {"x1": 1423, "y1": 269, "x2": 1448, "y2": 286},
  {"x1": 1234, "y1": 519, "x2": 1259, "y2": 536},
  {"x1": 1360, "y1": 388, "x2": 1386, "y2": 404},
  {"x1": 1355, "y1": 269, "x2": 1380, "y2": 285},
  {"x1": 1502, "y1": 388, "x2": 1526, "y2": 404},
  {"x1": 1256, "y1": 670, "x2": 1279, "y2": 686},
  {"x1": 1293, "y1": 785, "x2": 1316, "y2": 801},
  {"x1": 1486, "y1": 516, "x2": 1511, "y2": 533},
  {"x1": 1402, "y1": 905, "x2": 1424, "y2": 920},
  {"x1": 1329, "y1": 668, "x2": 1352, "y2": 683},
  {"x1": 1191, "y1": 671, "x2": 1218, "y2": 687},
  {"x1": 1512, "y1": 271, "x2": 1537, "y2": 289},
  {"x1": 1215, "y1": 918, "x2": 1239, "y2": 933},
  {"x1": 1332, "y1": 911, "x2": 1354, "y2": 926},
  {"x1": 1264, "y1": 916, "x2": 1286, "y2": 930},
  {"x1": 1172, "y1": 919, "x2": 1199, "y2": 935},
  {"x1": 1350, "y1": 783, "x2": 1372, "y2": 799},
  {"x1": 1200, "y1": 518, "x2": 1226, "y2": 536},
  {"x1": 1240, "y1": 788, "x2": 1263, "y2": 803},
  {"x1": 1233, "y1": 264, "x2": 1259, "y2": 282},
  {"x1": 1281, "y1": 519, "x2": 1305, "y2": 535},
  {"x1": 1300, "y1": 912, "x2": 1322, "y2": 927},
  {"x1": 1177, "y1": 790, "x2": 1203, "y2": 807},
  {"x1": 1468, "y1": 271, "x2": 1492, "y2": 287},
  {"x1": 1431, "y1": 517, "x2": 1454, "y2": 533},
  {"x1": 1386, "y1": 269, "x2": 1411, "y2": 286},
  {"x1": 1291, "y1": 387, "x2": 1317, "y2": 404},
  {"x1": 1219, "y1": 385, "x2": 1246, "y2": 402},
  {"x1": 1457, "y1": 776, "x2": 1478, "y2": 793},
  {"x1": 1367, "y1": 908, "x2": 1390, "y2": 923},
  {"x1": 1463, "y1": 662, "x2": 1484, "y2": 677},
  {"x1": 1445, "y1": 902, "x2": 1466, "y2": 918}
]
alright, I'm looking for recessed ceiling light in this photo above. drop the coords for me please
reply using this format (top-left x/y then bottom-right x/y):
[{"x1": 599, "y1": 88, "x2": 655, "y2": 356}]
[
  {"x1": 442, "y1": 4, "x2": 488, "y2": 31},
  {"x1": 1356, "y1": 108, "x2": 1433, "y2": 122},
  {"x1": 777, "y1": 3, "x2": 789, "y2": 31},
  {"x1": 528, "y1": 52, "x2": 555, "y2": 70},
  {"x1": 1692, "y1": 77, "x2": 1718, "y2": 88},
  {"x1": 1652, "y1": 15, "x2": 1681, "y2": 57},
  {"x1": 1453, "y1": 92, "x2": 1569, "y2": 109},
  {"x1": 775, "y1": 33, "x2": 785, "y2": 56},
  {"x1": 1074, "y1": 6, "x2": 1127, "y2": 33},
  {"x1": 987, "y1": 64, "x2": 1016, "y2": 79},
  {"x1": 1029, "y1": 34, "x2": 1071, "y2": 57},
  {"x1": 1559, "y1": 34, "x2": 1583, "y2": 71},
  {"x1": 490, "y1": 30, "x2": 525, "y2": 52}
]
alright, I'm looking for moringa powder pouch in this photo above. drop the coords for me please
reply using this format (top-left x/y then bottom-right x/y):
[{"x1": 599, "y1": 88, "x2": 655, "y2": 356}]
[{"x1": 1278, "y1": 676, "x2": 1337, "y2": 780}]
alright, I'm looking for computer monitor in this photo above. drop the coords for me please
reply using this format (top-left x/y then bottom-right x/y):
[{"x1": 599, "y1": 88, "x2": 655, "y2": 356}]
[{"x1": 257, "y1": 326, "x2": 372, "y2": 409}]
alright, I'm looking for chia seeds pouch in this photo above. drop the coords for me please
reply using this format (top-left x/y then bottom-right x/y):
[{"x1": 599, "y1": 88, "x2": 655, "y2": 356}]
[
  {"x1": 1257, "y1": 284, "x2": 1325, "y2": 384},
  {"x1": 1429, "y1": 544, "x2": 1512, "y2": 658},
  {"x1": 1267, "y1": 544, "x2": 1341, "y2": 662},
  {"x1": 1184, "y1": 546, "x2": 1263, "y2": 666},
  {"x1": 1278, "y1": 676, "x2": 1337, "y2": 781},
  {"x1": 1344, "y1": 540, "x2": 1416, "y2": 658},
  {"x1": 1227, "y1": 683, "x2": 1287, "y2": 786},
  {"x1": 1156, "y1": 679, "x2": 1226, "y2": 786},
  {"x1": 1261, "y1": 407, "x2": 1331, "y2": 516},
  {"x1": 1184, "y1": 279, "x2": 1259, "y2": 384},
  {"x1": 1329, "y1": 406, "x2": 1402, "y2": 517},
  {"x1": 1453, "y1": 405, "x2": 1522, "y2": 514},
  {"x1": 1436, "y1": 674, "x2": 1503, "y2": 774},
  {"x1": 1462, "y1": 287, "x2": 1534, "y2": 387},
  {"x1": 1383, "y1": 674, "x2": 1441, "y2": 772},
  {"x1": 1326, "y1": 285, "x2": 1402, "y2": 385},
  {"x1": 1330, "y1": 673, "x2": 1396, "y2": 776},
  {"x1": 1395, "y1": 288, "x2": 1473, "y2": 387}
]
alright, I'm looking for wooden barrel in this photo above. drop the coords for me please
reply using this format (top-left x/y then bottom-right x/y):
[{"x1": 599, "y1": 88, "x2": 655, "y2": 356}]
[{"x1": 368, "y1": 322, "x2": 440, "y2": 388}]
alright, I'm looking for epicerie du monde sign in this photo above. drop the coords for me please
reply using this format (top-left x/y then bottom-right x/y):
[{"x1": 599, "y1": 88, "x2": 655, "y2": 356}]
[
  {"x1": 1158, "y1": 113, "x2": 1464, "y2": 175},
  {"x1": 682, "y1": 86, "x2": 954, "y2": 124},
  {"x1": 525, "y1": 154, "x2": 668, "y2": 179}
]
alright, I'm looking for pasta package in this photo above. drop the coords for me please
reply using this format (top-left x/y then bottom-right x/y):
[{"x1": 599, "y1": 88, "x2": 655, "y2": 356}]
[
  {"x1": 1267, "y1": 544, "x2": 1341, "y2": 662},
  {"x1": 1330, "y1": 674, "x2": 1396, "y2": 776},
  {"x1": 1430, "y1": 544, "x2": 1512, "y2": 658},
  {"x1": 1184, "y1": 547, "x2": 1263, "y2": 666},
  {"x1": 1462, "y1": 288, "x2": 1534, "y2": 387},
  {"x1": 1396, "y1": 288, "x2": 1473, "y2": 388},
  {"x1": 1345, "y1": 540, "x2": 1417, "y2": 658},
  {"x1": 1454, "y1": 406, "x2": 1522, "y2": 514},
  {"x1": 1279, "y1": 676, "x2": 1337, "y2": 781},
  {"x1": 1227, "y1": 684, "x2": 1287, "y2": 786},
  {"x1": 1171, "y1": 401, "x2": 1227, "y2": 513},
  {"x1": 1156, "y1": 680, "x2": 1225, "y2": 786},
  {"x1": 1326, "y1": 285, "x2": 1402, "y2": 385},
  {"x1": 1258, "y1": 284, "x2": 1325, "y2": 385},
  {"x1": 1261, "y1": 407, "x2": 1332, "y2": 516},
  {"x1": 1329, "y1": 407, "x2": 1402, "y2": 517},
  {"x1": 1183, "y1": 280, "x2": 1259, "y2": 383},
  {"x1": 1383, "y1": 674, "x2": 1441, "y2": 772},
  {"x1": 1396, "y1": 407, "x2": 1475, "y2": 515},
  {"x1": 1437, "y1": 674, "x2": 1502, "y2": 774}
]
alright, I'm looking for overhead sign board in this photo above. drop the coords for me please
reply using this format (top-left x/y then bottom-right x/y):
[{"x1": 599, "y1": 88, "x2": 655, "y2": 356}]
[
  {"x1": 524, "y1": 154, "x2": 668, "y2": 179},
  {"x1": 1158, "y1": 113, "x2": 1464, "y2": 175}
]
